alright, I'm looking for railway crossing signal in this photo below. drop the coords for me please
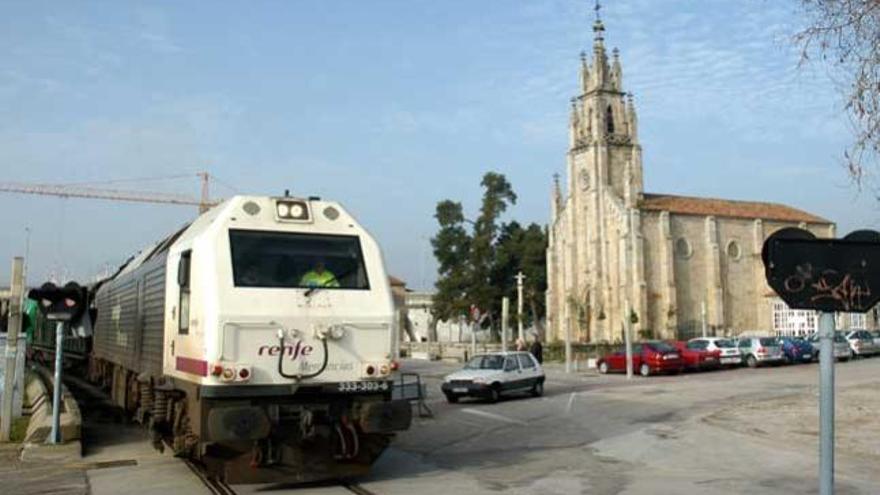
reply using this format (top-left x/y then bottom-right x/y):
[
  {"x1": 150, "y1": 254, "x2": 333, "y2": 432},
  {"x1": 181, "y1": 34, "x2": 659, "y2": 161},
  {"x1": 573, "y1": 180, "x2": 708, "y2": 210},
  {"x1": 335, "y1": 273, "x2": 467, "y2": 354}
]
[
  {"x1": 28, "y1": 282, "x2": 87, "y2": 322},
  {"x1": 27, "y1": 281, "x2": 86, "y2": 444}
]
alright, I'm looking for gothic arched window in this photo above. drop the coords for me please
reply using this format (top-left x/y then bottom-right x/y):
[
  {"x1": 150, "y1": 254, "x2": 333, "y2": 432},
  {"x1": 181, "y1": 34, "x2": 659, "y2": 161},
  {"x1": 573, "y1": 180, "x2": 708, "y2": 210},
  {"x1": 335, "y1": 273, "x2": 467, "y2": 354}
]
[
  {"x1": 605, "y1": 105, "x2": 615, "y2": 134},
  {"x1": 587, "y1": 108, "x2": 593, "y2": 135}
]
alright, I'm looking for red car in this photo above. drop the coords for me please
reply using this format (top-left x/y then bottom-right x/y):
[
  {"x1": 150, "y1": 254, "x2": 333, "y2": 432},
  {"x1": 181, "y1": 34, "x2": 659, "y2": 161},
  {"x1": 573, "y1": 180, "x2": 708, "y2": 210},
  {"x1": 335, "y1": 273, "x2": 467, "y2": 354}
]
[
  {"x1": 597, "y1": 341, "x2": 684, "y2": 377},
  {"x1": 669, "y1": 340, "x2": 721, "y2": 371}
]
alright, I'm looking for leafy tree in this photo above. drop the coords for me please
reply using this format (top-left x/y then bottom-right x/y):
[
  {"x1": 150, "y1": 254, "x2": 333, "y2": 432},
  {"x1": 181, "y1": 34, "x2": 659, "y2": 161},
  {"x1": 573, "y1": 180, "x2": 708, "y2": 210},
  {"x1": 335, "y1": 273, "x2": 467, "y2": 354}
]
[
  {"x1": 429, "y1": 200, "x2": 471, "y2": 340},
  {"x1": 431, "y1": 172, "x2": 546, "y2": 340},
  {"x1": 491, "y1": 222, "x2": 548, "y2": 333},
  {"x1": 795, "y1": 0, "x2": 880, "y2": 182},
  {"x1": 468, "y1": 173, "x2": 517, "y2": 336}
]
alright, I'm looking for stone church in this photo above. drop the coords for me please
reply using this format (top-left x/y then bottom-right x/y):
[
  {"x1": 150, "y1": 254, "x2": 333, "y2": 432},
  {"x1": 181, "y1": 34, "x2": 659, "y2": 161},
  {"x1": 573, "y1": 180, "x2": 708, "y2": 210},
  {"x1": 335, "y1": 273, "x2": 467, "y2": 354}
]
[{"x1": 546, "y1": 18, "x2": 840, "y2": 344}]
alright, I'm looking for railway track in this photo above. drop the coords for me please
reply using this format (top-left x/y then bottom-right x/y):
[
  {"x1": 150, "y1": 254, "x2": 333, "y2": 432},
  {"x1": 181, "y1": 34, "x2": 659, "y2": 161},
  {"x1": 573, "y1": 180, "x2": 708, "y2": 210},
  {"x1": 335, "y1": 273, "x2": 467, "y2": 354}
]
[{"x1": 184, "y1": 460, "x2": 380, "y2": 495}]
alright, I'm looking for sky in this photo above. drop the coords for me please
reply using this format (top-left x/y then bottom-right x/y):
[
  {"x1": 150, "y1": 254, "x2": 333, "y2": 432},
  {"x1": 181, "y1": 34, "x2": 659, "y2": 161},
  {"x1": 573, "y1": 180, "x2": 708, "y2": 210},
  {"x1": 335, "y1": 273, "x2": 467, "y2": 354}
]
[{"x1": 0, "y1": 0, "x2": 876, "y2": 289}]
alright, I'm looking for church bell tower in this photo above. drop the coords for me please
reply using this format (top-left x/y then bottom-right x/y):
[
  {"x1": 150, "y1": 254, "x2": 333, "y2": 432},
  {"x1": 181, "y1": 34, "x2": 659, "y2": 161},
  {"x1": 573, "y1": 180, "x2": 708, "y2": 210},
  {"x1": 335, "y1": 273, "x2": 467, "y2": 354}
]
[{"x1": 549, "y1": 4, "x2": 648, "y2": 344}]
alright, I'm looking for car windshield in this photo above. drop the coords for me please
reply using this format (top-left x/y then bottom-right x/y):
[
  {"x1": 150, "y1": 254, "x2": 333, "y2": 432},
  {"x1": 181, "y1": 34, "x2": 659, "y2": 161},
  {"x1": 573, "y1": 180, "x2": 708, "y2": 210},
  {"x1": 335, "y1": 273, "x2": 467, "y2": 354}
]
[
  {"x1": 687, "y1": 341, "x2": 708, "y2": 350},
  {"x1": 646, "y1": 342, "x2": 676, "y2": 353},
  {"x1": 229, "y1": 229, "x2": 370, "y2": 290},
  {"x1": 464, "y1": 355, "x2": 505, "y2": 370},
  {"x1": 760, "y1": 338, "x2": 778, "y2": 346},
  {"x1": 715, "y1": 339, "x2": 735, "y2": 348}
]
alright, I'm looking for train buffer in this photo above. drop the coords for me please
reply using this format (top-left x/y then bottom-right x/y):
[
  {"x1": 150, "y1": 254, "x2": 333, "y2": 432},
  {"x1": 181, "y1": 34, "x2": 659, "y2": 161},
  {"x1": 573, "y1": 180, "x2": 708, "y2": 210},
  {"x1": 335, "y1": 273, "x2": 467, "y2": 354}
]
[{"x1": 392, "y1": 372, "x2": 432, "y2": 418}]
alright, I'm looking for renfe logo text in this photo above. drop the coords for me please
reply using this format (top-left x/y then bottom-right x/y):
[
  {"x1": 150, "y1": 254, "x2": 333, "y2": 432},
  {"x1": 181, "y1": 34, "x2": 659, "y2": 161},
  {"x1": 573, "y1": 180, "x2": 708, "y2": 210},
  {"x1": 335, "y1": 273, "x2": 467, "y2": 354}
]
[{"x1": 258, "y1": 341, "x2": 315, "y2": 360}]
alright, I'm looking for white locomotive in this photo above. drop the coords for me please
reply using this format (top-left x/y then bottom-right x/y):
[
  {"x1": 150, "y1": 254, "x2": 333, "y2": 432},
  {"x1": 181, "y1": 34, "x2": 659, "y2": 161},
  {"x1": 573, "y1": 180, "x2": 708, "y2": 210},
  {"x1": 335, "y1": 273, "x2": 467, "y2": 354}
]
[{"x1": 86, "y1": 195, "x2": 411, "y2": 483}]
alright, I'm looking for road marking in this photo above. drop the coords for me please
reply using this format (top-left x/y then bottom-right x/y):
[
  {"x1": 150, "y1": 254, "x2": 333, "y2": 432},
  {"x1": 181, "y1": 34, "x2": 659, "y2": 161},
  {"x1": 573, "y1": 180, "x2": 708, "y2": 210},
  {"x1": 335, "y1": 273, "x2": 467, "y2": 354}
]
[
  {"x1": 460, "y1": 408, "x2": 528, "y2": 425},
  {"x1": 566, "y1": 392, "x2": 577, "y2": 415}
]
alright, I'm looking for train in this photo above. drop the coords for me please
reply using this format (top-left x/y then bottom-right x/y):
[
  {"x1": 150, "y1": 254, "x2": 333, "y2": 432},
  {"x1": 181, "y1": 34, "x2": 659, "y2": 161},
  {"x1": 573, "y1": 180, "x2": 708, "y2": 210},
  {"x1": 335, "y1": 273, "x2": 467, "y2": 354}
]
[{"x1": 29, "y1": 195, "x2": 411, "y2": 483}]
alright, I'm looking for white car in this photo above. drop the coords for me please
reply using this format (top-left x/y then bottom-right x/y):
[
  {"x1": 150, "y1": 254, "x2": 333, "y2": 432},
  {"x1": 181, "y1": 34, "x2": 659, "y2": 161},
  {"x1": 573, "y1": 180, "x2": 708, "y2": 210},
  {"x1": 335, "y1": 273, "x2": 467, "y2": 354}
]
[
  {"x1": 441, "y1": 352, "x2": 545, "y2": 403},
  {"x1": 688, "y1": 337, "x2": 742, "y2": 367}
]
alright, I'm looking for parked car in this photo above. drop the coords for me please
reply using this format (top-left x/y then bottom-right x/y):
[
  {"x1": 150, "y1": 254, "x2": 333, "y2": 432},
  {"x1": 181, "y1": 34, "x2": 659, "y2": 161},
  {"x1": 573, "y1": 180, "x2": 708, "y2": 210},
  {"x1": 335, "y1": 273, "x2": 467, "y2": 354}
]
[
  {"x1": 777, "y1": 336, "x2": 814, "y2": 364},
  {"x1": 688, "y1": 337, "x2": 741, "y2": 367},
  {"x1": 670, "y1": 340, "x2": 721, "y2": 371},
  {"x1": 805, "y1": 331, "x2": 852, "y2": 361},
  {"x1": 844, "y1": 330, "x2": 880, "y2": 357},
  {"x1": 737, "y1": 336, "x2": 784, "y2": 368},
  {"x1": 871, "y1": 330, "x2": 880, "y2": 349},
  {"x1": 597, "y1": 341, "x2": 683, "y2": 377},
  {"x1": 441, "y1": 351, "x2": 544, "y2": 403}
]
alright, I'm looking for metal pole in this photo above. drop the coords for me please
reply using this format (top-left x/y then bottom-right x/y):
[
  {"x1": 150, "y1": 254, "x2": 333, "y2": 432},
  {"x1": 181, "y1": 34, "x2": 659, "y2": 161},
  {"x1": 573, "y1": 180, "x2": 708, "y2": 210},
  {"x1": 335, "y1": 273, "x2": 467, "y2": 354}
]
[
  {"x1": 1, "y1": 257, "x2": 24, "y2": 441},
  {"x1": 50, "y1": 321, "x2": 64, "y2": 444},
  {"x1": 624, "y1": 299, "x2": 633, "y2": 380},
  {"x1": 515, "y1": 272, "x2": 525, "y2": 342},
  {"x1": 818, "y1": 311, "x2": 835, "y2": 495},
  {"x1": 564, "y1": 316, "x2": 572, "y2": 373},
  {"x1": 501, "y1": 297, "x2": 509, "y2": 352},
  {"x1": 425, "y1": 306, "x2": 433, "y2": 359},
  {"x1": 701, "y1": 300, "x2": 707, "y2": 338},
  {"x1": 471, "y1": 322, "x2": 477, "y2": 359}
]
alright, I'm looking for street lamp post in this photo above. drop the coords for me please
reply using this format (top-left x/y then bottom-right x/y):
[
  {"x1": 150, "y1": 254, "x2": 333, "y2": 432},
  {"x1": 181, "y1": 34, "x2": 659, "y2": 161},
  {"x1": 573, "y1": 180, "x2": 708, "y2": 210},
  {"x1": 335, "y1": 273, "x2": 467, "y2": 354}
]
[{"x1": 515, "y1": 271, "x2": 525, "y2": 342}]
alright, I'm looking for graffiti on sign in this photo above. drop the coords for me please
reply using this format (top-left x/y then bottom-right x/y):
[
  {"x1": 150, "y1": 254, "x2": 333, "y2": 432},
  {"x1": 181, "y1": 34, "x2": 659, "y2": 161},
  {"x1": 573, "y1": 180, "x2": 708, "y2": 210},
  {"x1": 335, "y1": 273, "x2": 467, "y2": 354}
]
[
  {"x1": 762, "y1": 227, "x2": 880, "y2": 313},
  {"x1": 781, "y1": 263, "x2": 871, "y2": 312}
]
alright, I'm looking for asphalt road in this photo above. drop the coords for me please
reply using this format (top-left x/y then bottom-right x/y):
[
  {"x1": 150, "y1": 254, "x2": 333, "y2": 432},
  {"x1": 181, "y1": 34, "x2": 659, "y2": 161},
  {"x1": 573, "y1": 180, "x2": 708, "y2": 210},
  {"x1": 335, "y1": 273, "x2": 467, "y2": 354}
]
[{"x1": 79, "y1": 357, "x2": 880, "y2": 495}]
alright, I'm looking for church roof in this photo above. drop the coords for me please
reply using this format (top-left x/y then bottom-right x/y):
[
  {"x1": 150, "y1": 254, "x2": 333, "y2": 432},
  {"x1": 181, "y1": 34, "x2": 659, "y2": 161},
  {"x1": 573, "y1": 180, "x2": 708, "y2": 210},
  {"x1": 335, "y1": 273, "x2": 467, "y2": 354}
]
[{"x1": 640, "y1": 193, "x2": 830, "y2": 224}]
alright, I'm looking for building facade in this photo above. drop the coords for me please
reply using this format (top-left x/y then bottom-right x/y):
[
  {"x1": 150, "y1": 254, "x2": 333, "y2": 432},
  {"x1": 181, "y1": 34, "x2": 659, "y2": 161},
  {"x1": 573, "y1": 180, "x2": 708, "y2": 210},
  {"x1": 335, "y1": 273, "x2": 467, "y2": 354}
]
[{"x1": 546, "y1": 19, "x2": 848, "y2": 343}]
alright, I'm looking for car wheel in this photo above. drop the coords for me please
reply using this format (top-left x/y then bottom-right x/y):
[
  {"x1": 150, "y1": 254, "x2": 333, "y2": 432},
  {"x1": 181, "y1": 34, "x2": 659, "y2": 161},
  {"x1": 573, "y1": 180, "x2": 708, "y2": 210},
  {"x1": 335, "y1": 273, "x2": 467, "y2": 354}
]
[
  {"x1": 488, "y1": 384, "x2": 501, "y2": 403},
  {"x1": 445, "y1": 393, "x2": 459, "y2": 404},
  {"x1": 598, "y1": 361, "x2": 609, "y2": 374},
  {"x1": 746, "y1": 355, "x2": 758, "y2": 368},
  {"x1": 531, "y1": 380, "x2": 544, "y2": 397},
  {"x1": 639, "y1": 363, "x2": 650, "y2": 377}
]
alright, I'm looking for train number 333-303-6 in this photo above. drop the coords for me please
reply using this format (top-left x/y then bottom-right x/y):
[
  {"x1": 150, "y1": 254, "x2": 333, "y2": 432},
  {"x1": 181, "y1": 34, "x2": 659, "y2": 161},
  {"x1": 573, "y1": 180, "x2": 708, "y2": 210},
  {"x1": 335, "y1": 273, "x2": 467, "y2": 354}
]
[{"x1": 337, "y1": 381, "x2": 390, "y2": 393}]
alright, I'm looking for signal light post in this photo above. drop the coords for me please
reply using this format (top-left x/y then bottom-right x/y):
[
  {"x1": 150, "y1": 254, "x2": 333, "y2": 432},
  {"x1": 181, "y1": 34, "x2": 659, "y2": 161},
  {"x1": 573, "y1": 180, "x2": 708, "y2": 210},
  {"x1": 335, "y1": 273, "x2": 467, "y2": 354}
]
[
  {"x1": 763, "y1": 227, "x2": 880, "y2": 495},
  {"x1": 27, "y1": 282, "x2": 85, "y2": 444}
]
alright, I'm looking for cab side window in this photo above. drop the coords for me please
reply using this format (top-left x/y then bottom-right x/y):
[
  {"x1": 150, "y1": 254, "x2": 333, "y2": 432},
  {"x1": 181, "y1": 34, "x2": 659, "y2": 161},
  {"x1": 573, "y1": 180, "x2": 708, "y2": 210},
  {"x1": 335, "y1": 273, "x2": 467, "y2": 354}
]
[{"x1": 178, "y1": 250, "x2": 192, "y2": 335}]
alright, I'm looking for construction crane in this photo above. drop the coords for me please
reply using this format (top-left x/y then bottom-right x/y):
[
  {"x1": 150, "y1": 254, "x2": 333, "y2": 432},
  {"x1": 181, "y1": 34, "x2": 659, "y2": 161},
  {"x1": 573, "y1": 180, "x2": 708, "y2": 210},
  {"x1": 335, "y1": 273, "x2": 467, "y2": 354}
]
[{"x1": 0, "y1": 172, "x2": 222, "y2": 213}]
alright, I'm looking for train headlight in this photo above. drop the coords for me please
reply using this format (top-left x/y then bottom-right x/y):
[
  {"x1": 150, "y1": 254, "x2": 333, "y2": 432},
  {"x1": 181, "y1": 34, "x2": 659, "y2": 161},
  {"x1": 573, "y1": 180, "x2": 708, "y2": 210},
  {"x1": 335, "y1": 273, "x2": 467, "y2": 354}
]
[
  {"x1": 329, "y1": 325, "x2": 346, "y2": 340},
  {"x1": 289, "y1": 203, "x2": 305, "y2": 218},
  {"x1": 274, "y1": 199, "x2": 311, "y2": 222},
  {"x1": 221, "y1": 367, "x2": 235, "y2": 381}
]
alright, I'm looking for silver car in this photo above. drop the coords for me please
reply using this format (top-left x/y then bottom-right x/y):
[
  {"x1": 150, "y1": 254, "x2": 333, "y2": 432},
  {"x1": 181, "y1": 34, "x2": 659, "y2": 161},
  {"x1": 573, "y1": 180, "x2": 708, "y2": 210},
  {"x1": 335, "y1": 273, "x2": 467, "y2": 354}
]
[
  {"x1": 737, "y1": 336, "x2": 784, "y2": 368},
  {"x1": 806, "y1": 332, "x2": 853, "y2": 361},
  {"x1": 844, "y1": 330, "x2": 880, "y2": 357},
  {"x1": 689, "y1": 337, "x2": 741, "y2": 367}
]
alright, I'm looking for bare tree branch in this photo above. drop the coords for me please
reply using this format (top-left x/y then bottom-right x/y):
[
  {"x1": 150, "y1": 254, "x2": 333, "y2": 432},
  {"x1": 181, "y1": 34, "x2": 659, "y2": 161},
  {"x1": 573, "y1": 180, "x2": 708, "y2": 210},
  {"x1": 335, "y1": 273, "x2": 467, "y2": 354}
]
[{"x1": 795, "y1": 0, "x2": 880, "y2": 186}]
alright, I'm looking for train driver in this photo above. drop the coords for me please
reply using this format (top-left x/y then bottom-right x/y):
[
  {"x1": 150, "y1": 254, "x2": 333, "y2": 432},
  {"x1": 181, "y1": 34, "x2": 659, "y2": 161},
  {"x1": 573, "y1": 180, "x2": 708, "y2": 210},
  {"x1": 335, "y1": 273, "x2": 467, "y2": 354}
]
[{"x1": 299, "y1": 259, "x2": 340, "y2": 288}]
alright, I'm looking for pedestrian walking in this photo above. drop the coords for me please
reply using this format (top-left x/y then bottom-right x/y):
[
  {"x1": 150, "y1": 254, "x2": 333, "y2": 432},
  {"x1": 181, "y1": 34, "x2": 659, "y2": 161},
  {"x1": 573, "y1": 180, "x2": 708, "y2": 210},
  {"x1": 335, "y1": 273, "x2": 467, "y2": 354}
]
[{"x1": 515, "y1": 338, "x2": 527, "y2": 352}]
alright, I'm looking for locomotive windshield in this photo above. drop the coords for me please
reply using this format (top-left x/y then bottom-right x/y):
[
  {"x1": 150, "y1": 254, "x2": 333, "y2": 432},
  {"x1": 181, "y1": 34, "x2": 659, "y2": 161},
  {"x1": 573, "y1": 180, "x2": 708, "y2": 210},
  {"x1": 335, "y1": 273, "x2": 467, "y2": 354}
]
[{"x1": 229, "y1": 229, "x2": 370, "y2": 290}]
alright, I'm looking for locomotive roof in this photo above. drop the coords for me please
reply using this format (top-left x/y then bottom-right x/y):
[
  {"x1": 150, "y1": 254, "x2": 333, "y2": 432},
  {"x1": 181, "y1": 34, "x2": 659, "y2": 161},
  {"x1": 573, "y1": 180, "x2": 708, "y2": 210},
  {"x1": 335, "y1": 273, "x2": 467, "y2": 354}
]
[{"x1": 113, "y1": 222, "x2": 191, "y2": 279}]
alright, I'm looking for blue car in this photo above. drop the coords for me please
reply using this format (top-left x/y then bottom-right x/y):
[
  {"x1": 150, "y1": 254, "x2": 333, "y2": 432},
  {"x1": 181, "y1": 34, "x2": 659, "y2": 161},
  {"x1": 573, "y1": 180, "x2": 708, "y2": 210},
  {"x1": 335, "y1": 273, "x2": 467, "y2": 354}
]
[{"x1": 778, "y1": 337, "x2": 814, "y2": 364}]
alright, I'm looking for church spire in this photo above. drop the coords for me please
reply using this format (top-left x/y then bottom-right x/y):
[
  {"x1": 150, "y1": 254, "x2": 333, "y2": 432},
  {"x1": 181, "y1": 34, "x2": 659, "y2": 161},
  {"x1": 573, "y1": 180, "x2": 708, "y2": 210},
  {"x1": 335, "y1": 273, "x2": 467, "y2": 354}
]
[
  {"x1": 551, "y1": 173, "x2": 562, "y2": 221},
  {"x1": 626, "y1": 93, "x2": 638, "y2": 143},
  {"x1": 590, "y1": 0, "x2": 609, "y2": 91},
  {"x1": 611, "y1": 47, "x2": 622, "y2": 91}
]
